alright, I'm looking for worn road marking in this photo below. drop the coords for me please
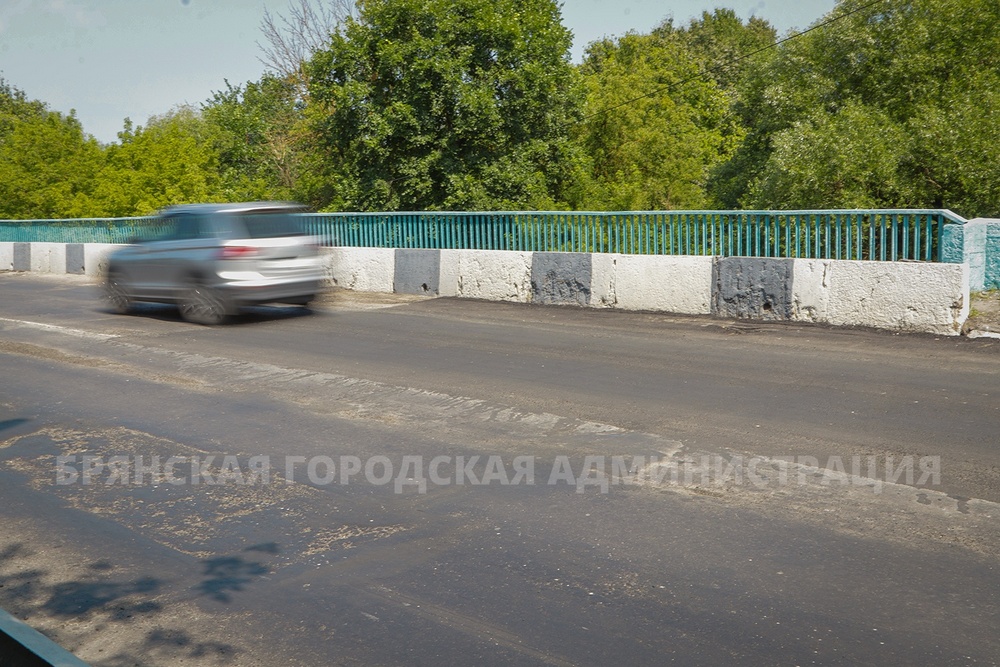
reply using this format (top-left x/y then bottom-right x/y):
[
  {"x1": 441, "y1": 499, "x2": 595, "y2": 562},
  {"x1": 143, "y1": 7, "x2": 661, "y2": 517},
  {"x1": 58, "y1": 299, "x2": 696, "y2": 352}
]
[{"x1": 0, "y1": 317, "x2": 118, "y2": 341}]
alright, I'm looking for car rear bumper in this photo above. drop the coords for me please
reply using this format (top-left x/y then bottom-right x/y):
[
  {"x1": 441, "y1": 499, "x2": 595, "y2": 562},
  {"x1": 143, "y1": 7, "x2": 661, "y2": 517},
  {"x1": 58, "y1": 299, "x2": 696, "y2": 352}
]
[{"x1": 219, "y1": 277, "x2": 323, "y2": 305}]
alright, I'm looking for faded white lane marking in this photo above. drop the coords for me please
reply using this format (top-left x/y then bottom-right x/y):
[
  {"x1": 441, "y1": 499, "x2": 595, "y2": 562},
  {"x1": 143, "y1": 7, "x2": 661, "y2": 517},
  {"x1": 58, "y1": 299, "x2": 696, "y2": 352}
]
[{"x1": 0, "y1": 317, "x2": 118, "y2": 341}]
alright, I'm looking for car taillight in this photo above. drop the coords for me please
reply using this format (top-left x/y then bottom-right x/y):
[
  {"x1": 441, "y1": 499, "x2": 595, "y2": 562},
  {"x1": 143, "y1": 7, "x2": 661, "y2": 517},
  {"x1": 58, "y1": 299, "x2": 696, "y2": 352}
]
[{"x1": 219, "y1": 246, "x2": 259, "y2": 259}]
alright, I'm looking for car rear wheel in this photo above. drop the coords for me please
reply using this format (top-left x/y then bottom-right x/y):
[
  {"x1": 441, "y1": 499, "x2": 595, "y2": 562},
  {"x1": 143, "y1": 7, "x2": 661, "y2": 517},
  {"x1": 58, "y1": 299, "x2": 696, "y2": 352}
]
[
  {"x1": 179, "y1": 281, "x2": 230, "y2": 325},
  {"x1": 104, "y1": 271, "x2": 132, "y2": 315}
]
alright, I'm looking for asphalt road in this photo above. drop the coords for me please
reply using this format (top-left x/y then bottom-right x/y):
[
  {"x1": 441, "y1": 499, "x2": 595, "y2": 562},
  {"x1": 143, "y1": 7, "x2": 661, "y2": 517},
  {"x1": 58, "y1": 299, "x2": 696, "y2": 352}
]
[{"x1": 0, "y1": 273, "x2": 998, "y2": 666}]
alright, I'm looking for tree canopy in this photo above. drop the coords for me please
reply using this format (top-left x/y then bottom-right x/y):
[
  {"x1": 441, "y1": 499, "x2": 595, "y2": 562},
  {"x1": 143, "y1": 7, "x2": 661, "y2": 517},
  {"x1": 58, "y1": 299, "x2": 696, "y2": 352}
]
[
  {"x1": 573, "y1": 10, "x2": 773, "y2": 211},
  {"x1": 0, "y1": 79, "x2": 103, "y2": 219},
  {"x1": 714, "y1": 0, "x2": 1000, "y2": 216},
  {"x1": 2, "y1": 0, "x2": 999, "y2": 219},
  {"x1": 304, "y1": 0, "x2": 586, "y2": 211}
]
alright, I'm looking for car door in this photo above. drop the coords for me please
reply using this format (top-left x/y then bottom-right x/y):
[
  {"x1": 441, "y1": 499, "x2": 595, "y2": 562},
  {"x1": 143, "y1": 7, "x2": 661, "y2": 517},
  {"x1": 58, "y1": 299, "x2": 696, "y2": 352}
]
[
  {"x1": 146, "y1": 214, "x2": 219, "y2": 299},
  {"x1": 116, "y1": 216, "x2": 178, "y2": 298}
]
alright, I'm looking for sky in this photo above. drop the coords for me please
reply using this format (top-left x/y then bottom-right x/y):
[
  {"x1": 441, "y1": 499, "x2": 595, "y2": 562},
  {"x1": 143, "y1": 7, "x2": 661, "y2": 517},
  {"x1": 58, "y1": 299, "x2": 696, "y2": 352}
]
[{"x1": 0, "y1": 0, "x2": 837, "y2": 144}]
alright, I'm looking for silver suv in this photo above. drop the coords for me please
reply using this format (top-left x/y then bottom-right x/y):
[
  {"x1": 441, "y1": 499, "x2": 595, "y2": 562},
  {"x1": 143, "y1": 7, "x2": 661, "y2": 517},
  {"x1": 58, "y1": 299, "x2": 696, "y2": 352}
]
[{"x1": 104, "y1": 202, "x2": 324, "y2": 324}]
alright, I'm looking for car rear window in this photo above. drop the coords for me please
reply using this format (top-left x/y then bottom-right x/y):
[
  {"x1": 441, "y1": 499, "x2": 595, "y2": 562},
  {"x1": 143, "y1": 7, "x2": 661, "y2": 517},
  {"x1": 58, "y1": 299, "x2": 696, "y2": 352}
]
[{"x1": 232, "y1": 213, "x2": 306, "y2": 238}]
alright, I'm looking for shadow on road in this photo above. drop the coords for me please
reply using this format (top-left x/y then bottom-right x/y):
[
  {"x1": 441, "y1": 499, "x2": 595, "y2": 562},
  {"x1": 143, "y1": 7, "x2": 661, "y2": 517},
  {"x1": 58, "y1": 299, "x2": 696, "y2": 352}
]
[
  {"x1": 0, "y1": 418, "x2": 31, "y2": 433},
  {"x1": 0, "y1": 540, "x2": 242, "y2": 666},
  {"x1": 195, "y1": 554, "x2": 271, "y2": 603},
  {"x1": 97, "y1": 303, "x2": 319, "y2": 326}
]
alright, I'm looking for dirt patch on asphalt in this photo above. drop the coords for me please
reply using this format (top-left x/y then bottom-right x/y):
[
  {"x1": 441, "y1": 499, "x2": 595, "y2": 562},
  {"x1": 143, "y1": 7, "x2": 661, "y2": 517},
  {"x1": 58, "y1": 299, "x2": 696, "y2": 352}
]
[{"x1": 313, "y1": 287, "x2": 434, "y2": 311}]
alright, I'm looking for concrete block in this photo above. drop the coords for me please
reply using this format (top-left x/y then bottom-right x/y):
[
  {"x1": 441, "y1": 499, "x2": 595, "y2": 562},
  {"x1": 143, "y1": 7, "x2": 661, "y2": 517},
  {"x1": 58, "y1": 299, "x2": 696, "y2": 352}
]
[
  {"x1": 322, "y1": 247, "x2": 395, "y2": 292},
  {"x1": 531, "y1": 252, "x2": 591, "y2": 306},
  {"x1": 940, "y1": 224, "x2": 965, "y2": 264},
  {"x1": 963, "y1": 220, "x2": 987, "y2": 291},
  {"x1": 713, "y1": 257, "x2": 794, "y2": 320},
  {"x1": 438, "y1": 249, "x2": 461, "y2": 297},
  {"x1": 29, "y1": 242, "x2": 67, "y2": 274},
  {"x1": 975, "y1": 218, "x2": 1000, "y2": 291},
  {"x1": 613, "y1": 255, "x2": 713, "y2": 315},
  {"x1": 820, "y1": 260, "x2": 968, "y2": 335},
  {"x1": 942, "y1": 221, "x2": 986, "y2": 291},
  {"x1": 791, "y1": 259, "x2": 832, "y2": 322},
  {"x1": 13, "y1": 243, "x2": 30, "y2": 271},
  {"x1": 455, "y1": 250, "x2": 533, "y2": 302},
  {"x1": 0, "y1": 243, "x2": 13, "y2": 271},
  {"x1": 66, "y1": 243, "x2": 85, "y2": 274},
  {"x1": 589, "y1": 253, "x2": 617, "y2": 307},
  {"x1": 84, "y1": 243, "x2": 129, "y2": 278},
  {"x1": 394, "y1": 249, "x2": 440, "y2": 295}
]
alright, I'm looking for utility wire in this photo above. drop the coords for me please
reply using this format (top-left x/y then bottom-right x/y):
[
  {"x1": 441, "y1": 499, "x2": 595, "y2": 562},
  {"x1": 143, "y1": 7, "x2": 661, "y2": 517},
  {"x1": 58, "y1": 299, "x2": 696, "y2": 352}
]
[{"x1": 582, "y1": 0, "x2": 891, "y2": 121}]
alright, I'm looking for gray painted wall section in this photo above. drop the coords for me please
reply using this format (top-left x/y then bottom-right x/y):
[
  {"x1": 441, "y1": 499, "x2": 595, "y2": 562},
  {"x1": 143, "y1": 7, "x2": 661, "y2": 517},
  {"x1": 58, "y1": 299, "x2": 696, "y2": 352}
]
[
  {"x1": 530, "y1": 252, "x2": 592, "y2": 306},
  {"x1": 713, "y1": 257, "x2": 794, "y2": 320},
  {"x1": 13, "y1": 243, "x2": 30, "y2": 271},
  {"x1": 66, "y1": 244, "x2": 86, "y2": 274},
  {"x1": 393, "y1": 249, "x2": 440, "y2": 295}
]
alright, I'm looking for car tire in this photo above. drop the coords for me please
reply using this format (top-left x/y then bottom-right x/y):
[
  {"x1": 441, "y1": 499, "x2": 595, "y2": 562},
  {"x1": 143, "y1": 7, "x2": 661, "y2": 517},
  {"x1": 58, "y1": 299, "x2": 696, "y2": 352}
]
[
  {"x1": 179, "y1": 280, "x2": 230, "y2": 325},
  {"x1": 104, "y1": 271, "x2": 132, "y2": 315}
]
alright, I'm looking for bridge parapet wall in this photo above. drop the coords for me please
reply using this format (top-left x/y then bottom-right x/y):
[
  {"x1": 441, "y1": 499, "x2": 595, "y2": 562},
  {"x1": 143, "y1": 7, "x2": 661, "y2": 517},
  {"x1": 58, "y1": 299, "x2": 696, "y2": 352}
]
[{"x1": 0, "y1": 242, "x2": 969, "y2": 335}]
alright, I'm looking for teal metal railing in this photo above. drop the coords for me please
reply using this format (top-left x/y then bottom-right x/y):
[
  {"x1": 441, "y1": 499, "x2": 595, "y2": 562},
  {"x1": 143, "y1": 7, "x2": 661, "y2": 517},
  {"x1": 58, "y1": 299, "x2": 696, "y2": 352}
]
[
  {"x1": 0, "y1": 217, "x2": 154, "y2": 244},
  {"x1": 299, "y1": 209, "x2": 965, "y2": 261},
  {"x1": 0, "y1": 209, "x2": 966, "y2": 262}
]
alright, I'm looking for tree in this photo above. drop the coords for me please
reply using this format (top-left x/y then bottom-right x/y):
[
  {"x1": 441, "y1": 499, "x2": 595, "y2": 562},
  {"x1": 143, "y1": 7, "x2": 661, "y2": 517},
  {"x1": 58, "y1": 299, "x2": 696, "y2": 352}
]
[
  {"x1": 745, "y1": 101, "x2": 912, "y2": 209},
  {"x1": 258, "y1": 0, "x2": 355, "y2": 89},
  {"x1": 305, "y1": 0, "x2": 587, "y2": 211},
  {"x1": 203, "y1": 76, "x2": 305, "y2": 201},
  {"x1": 658, "y1": 9, "x2": 776, "y2": 91},
  {"x1": 574, "y1": 25, "x2": 747, "y2": 210},
  {"x1": 0, "y1": 78, "x2": 103, "y2": 219},
  {"x1": 713, "y1": 0, "x2": 1000, "y2": 216},
  {"x1": 902, "y1": 72, "x2": 1000, "y2": 216},
  {"x1": 91, "y1": 107, "x2": 224, "y2": 216}
]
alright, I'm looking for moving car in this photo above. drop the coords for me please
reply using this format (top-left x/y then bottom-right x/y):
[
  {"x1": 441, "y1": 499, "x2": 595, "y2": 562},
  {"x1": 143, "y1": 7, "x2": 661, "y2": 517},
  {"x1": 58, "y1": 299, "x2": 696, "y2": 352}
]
[{"x1": 103, "y1": 202, "x2": 324, "y2": 324}]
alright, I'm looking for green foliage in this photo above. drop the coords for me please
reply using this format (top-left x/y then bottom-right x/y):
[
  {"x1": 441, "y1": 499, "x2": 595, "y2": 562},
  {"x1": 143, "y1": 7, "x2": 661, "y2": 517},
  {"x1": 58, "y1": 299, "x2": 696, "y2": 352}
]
[
  {"x1": 573, "y1": 12, "x2": 766, "y2": 211},
  {"x1": 90, "y1": 107, "x2": 225, "y2": 217},
  {"x1": 902, "y1": 72, "x2": 1000, "y2": 216},
  {"x1": 747, "y1": 101, "x2": 912, "y2": 209},
  {"x1": 0, "y1": 78, "x2": 103, "y2": 219},
  {"x1": 305, "y1": 0, "x2": 586, "y2": 211},
  {"x1": 658, "y1": 9, "x2": 776, "y2": 91},
  {"x1": 715, "y1": 0, "x2": 1000, "y2": 216},
  {"x1": 202, "y1": 76, "x2": 304, "y2": 202},
  {"x1": 4, "y1": 0, "x2": 1000, "y2": 220}
]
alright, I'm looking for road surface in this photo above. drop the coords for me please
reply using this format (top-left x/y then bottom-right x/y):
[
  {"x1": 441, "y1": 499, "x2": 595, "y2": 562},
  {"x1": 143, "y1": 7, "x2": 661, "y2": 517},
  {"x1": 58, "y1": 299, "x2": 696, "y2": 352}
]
[{"x1": 0, "y1": 273, "x2": 998, "y2": 666}]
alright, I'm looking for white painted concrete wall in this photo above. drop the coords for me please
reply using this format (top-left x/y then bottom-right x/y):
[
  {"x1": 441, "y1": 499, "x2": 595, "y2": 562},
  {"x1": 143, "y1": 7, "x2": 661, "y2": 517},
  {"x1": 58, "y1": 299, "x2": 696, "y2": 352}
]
[
  {"x1": 29, "y1": 242, "x2": 66, "y2": 274},
  {"x1": 792, "y1": 259, "x2": 969, "y2": 335},
  {"x1": 612, "y1": 254, "x2": 713, "y2": 315},
  {"x1": 451, "y1": 249, "x2": 533, "y2": 302},
  {"x1": 589, "y1": 253, "x2": 617, "y2": 308},
  {"x1": 0, "y1": 243, "x2": 13, "y2": 272},
  {"x1": 2, "y1": 243, "x2": 971, "y2": 334},
  {"x1": 322, "y1": 247, "x2": 395, "y2": 293}
]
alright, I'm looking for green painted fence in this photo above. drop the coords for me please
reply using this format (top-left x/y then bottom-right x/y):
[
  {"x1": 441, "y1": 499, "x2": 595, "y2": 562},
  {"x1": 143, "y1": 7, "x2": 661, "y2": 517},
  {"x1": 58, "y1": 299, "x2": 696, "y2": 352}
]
[
  {"x1": 0, "y1": 217, "x2": 155, "y2": 244},
  {"x1": 0, "y1": 209, "x2": 967, "y2": 262}
]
